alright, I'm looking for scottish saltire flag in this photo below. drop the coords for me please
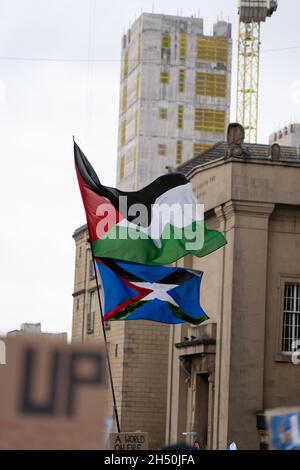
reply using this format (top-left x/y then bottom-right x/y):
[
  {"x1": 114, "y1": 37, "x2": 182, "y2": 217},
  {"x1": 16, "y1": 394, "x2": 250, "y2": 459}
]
[
  {"x1": 74, "y1": 142, "x2": 226, "y2": 265},
  {"x1": 95, "y1": 258, "x2": 208, "y2": 325}
]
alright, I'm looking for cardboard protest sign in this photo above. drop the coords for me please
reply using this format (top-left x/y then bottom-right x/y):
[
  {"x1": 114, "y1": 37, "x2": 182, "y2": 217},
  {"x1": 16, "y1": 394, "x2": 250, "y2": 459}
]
[
  {"x1": 109, "y1": 432, "x2": 149, "y2": 450},
  {"x1": 0, "y1": 336, "x2": 107, "y2": 449},
  {"x1": 266, "y1": 407, "x2": 300, "y2": 450}
]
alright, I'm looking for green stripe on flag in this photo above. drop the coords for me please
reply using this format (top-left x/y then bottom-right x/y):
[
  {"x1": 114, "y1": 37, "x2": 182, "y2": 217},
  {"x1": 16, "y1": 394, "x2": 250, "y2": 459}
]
[
  {"x1": 108, "y1": 301, "x2": 209, "y2": 324},
  {"x1": 92, "y1": 220, "x2": 226, "y2": 265}
]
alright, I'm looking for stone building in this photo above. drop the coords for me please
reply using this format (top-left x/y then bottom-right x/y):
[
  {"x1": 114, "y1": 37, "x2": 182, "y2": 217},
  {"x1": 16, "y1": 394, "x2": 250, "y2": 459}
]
[
  {"x1": 269, "y1": 123, "x2": 300, "y2": 148},
  {"x1": 7, "y1": 323, "x2": 67, "y2": 342},
  {"x1": 165, "y1": 124, "x2": 300, "y2": 449},
  {"x1": 72, "y1": 124, "x2": 300, "y2": 449}
]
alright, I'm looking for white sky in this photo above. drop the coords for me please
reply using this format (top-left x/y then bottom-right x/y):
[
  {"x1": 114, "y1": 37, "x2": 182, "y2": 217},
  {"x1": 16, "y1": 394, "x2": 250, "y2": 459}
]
[{"x1": 0, "y1": 0, "x2": 299, "y2": 337}]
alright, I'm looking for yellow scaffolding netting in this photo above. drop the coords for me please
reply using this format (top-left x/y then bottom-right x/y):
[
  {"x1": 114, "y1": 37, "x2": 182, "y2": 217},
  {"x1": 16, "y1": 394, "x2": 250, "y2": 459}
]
[
  {"x1": 195, "y1": 108, "x2": 225, "y2": 133},
  {"x1": 196, "y1": 36, "x2": 228, "y2": 64},
  {"x1": 176, "y1": 140, "x2": 183, "y2": 165},
  {"x1": 161, "y1": 34, "x2": 171, "y2": 49},
  {"x1": 178, "y1": 69, "x2": 185, "y2": 93},
  {"x1": 195, "y1": 72, "x2": 227, "y2": 98}
]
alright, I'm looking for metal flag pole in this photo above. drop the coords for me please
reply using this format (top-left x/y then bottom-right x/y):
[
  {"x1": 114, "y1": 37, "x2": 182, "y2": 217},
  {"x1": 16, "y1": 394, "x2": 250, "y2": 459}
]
[{"x1": 91, "y1": 251, "x2": 121, "y2": 433}]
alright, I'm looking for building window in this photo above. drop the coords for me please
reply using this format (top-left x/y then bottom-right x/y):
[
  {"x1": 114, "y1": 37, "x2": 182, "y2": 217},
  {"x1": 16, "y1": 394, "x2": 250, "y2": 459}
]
[
  {"x1": 87, "y1": 291, "x2": 96, "y2": 334},
  {"x1": 161, "y1": 33, "x2": 171, "y2": 49},
  {"x1": 76, "y1": 298, "x2": 80, "y2": 311},
  {"x1": 159, "y1": 107, "x2": 168, "y2": 119},
  {"x1": 176, "y1": 140, "x2": 183, "y2": 165},
  {"x1": 122, "y1": 85, "x2": 127, "y2": 113},
  {"x1": 86, "y1": 312, "x2": 95, "y2": 334},
  {"x1": 123, "y1": 50, "x2": 129, "y2": 77},
  {"x1": 119, "y1": 155, "x2": 125, "y2": 180},
  {"x1": 158, "y1": 144, "x2": 167, "y2": 156},
  {"x1": 179, "y1": 32, "x2": 186, "y2": 59},
  {"x1": 121, "y1": 121, "x2": 126, "y2": 146},
  {"x1": 195, "y1": 72, "x2": 227, "y2": 98},
  {"x1": 89, "y1": 258, "x2": 95, "y2": 278},
  {"x1": 78, "y1": 246, "x2": 82, "y2": 258},
  {"x1": 282, "y1": 283, "x2": 300, "y2": 353},
  {"x1": 177, "y1": 105, "x2": 184, "y2": 129},
  {"x1": 196, "y1": 36, "x2": 228, "y2": 64},
  {"x1": 195, "y1": 108, "x2": 225, "y2": 133},
  {"x1": 178, "y1": 69, "x2": 185, "y2": 93},
  {"x1": 193, "y1": 143, "x2": 211, "y2": 157},
  {"x1": 160, "y1": 71, "x2": 169, "y2": 84}
]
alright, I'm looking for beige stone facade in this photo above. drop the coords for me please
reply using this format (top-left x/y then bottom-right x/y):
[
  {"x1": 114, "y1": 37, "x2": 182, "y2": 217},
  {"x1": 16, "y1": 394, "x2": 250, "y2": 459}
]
[{"x1": 166, "y1": 132, "x2": 300, "y2": 449}]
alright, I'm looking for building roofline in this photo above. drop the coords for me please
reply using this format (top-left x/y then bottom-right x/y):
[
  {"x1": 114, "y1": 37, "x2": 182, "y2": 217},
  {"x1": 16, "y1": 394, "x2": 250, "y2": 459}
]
[
  {"x1": 185, "y1": 153, "x2": 300, "y2": 180},
  {"x1": 129, "y1": 12, "x2": 232, "y2": 35},
  {"x1": 185, "y1": 157, "x2": 224, "y2": 179},
  {"x1": 176, "y1": 130, "x2": 300, "y2": 179},
  {"x1": 177, "y1": 141, "x2": 223, "y2": 173},
  {"x1": 73, "y1": 223, "x2": 87, "y2": 238},
  {"x1": 139, "y1": 12, "x2": 205, "y2": 21}
]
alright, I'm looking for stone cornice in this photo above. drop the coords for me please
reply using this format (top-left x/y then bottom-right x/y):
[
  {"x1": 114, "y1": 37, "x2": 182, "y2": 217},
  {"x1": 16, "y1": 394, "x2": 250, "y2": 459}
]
[
  {"x1": 175, "y1": 337, "x2": 216, "y2": 349},
  {"x1": 72, "y1": 288, "x2": 85, "y2": 297},
  {"x1": 223, "y1": 200, "x2": 275, "y2": 218},
  {"x1": 186, "y1": 157, "x2": 300, "y2": 181}
]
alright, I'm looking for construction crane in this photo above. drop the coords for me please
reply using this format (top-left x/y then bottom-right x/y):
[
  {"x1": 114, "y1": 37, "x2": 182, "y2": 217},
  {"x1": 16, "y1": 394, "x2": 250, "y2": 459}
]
[{"x1": 236, "y1": 0, "x2": 278, "y2": 143}]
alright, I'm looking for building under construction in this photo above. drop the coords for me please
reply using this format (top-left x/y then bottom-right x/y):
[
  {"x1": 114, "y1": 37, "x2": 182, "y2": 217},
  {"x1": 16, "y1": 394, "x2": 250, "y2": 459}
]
[{"x1": 117, "y1": 12, "x2": 232, "y2": 190}]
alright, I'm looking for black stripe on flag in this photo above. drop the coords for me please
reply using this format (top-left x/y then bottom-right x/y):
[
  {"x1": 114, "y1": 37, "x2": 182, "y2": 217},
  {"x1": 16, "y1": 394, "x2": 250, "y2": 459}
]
[
  {"x1": 99, "y1": 259, "x2": 200, "y2": 285},
  {"x1": 100, "y1": 258, "x2": 144, "y2": 283},
  {"x1": 157, "y1": 269, "x2": 196, "y2": 285},
  {"x1": 74, "y1": 141, "x2": 188, "y2": 226}
]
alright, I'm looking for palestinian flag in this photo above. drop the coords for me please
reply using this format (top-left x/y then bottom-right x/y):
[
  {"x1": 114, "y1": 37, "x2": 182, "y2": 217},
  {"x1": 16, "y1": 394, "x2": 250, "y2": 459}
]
[
  {"x1": 95, "y1": 258, "x2": 208, "y2": 325},
  {"x1": 74, "y1": 142, "x2": 226, "y2": 265}
]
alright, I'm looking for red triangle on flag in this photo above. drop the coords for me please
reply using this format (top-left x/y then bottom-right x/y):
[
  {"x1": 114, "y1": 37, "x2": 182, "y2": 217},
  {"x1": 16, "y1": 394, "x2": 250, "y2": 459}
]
[{"x1": 76, "y1": 166, "x2": 124, "y2": 241}]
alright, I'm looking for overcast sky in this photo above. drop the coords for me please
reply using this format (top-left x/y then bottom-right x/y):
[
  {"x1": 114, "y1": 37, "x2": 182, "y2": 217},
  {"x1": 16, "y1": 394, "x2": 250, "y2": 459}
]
[{"x1": 0, "y1": 0, "x2": 299, "y2": 337}]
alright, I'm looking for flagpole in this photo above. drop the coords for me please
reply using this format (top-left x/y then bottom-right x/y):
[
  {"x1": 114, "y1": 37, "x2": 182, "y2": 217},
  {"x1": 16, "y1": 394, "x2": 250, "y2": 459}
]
[{"x1": 91, "y1": 252, "x2": 121, "y2": 433}]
